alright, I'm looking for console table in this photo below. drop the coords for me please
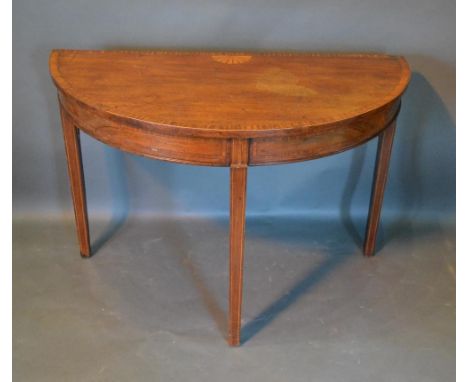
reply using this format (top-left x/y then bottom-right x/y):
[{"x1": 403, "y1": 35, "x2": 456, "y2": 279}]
[{"x1": 49, "y1": 50, "x2": 410, "y2": 346}]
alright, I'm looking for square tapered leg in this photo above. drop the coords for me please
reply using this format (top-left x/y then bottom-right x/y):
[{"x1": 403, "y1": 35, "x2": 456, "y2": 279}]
[
  {"x1": 60, "y1": 105, "x2": 91, "y2": 258},
  {"x1": 228, "y1": 140, "x2": 248, "y2": 346},
  {"x1": 363, "y1": 120, "x2": 397, "y2": 256}
]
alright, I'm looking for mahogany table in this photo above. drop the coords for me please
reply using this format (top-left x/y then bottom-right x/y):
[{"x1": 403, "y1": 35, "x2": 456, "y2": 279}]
[{"x1": 49, "y1": 50, "x2": 410, "y2": 346}]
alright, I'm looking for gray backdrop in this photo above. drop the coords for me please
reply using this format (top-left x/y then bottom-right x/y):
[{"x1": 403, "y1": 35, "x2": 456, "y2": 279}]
[{"x1": 13, "y1": 0, "x2": 455, "y2": 222}]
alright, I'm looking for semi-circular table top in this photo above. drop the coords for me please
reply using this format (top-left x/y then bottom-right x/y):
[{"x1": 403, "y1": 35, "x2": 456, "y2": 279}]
[{"x1": 50, "y1": 50, "x2": 410, "y2": 166}]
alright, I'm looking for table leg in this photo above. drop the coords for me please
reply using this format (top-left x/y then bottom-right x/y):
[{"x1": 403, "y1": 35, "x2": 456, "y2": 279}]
[
  {"x1": 60, "y1": 105, "x2": 91, "y2": 258},
  {"x1": 228, "y1": 158, "x2": 248, "y2": 346},
  {"x1": 363, "y1": 120, "x2": 397, "y2": 257}
]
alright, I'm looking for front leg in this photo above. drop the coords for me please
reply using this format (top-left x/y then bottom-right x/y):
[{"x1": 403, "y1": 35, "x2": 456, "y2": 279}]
[
  {"x1": 228, "y1": 139, "x2": 249, "y2": 346},
  {"x1": 363, "y1": 119, "x2": 397, "y2": 256},
  {"x1": 60, "y1": 104, "x2": 91, "y2": 257}
]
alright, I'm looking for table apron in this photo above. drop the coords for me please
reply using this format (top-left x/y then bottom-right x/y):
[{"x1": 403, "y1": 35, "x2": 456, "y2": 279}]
[
  {"x1": 59, "y1": 92, "x2": 400, "y2": 167},
  {"x1": 250, "y1": 100, "x2": 400, "y2": 165}
]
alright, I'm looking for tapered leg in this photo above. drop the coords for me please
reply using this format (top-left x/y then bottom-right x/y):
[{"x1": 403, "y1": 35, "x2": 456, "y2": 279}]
[
  {"x1": 228, "y1": 166, "x2": 247, "y2": 346},
  {"x1": 363, "y1": 120, "x2": 397, "y2": 256},
  {"x1": 228, "y1": 140, "x2": 249, "y2": 346},
  {"x1": 60, "y1": 105, "x2": 91, "y2": 257}
]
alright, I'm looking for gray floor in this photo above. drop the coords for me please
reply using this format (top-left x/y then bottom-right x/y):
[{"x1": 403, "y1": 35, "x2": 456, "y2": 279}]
[{"x1": 13, "y1": 216, "x2": 455, "y2": 381}]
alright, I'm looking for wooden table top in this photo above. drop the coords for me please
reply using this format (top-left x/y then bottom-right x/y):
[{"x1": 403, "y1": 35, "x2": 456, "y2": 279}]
[{"x1": 50, "y1": 50, "x2": 410, "y2": 139}]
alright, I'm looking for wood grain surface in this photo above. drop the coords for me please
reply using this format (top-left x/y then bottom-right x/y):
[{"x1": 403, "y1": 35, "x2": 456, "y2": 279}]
[{"x1": 50, "y1": 50, "x2": 410, "y2": 137}]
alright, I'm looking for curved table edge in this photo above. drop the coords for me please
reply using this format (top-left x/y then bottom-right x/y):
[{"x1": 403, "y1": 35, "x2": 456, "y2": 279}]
[{"x1": 49, "y1": 50, "x2": 411, "y2": 140}]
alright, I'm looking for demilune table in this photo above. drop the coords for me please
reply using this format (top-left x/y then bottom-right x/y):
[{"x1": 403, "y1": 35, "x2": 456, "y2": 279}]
[{"x1": 49, "y1": 50, "x2": 410, "y2": 346}]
